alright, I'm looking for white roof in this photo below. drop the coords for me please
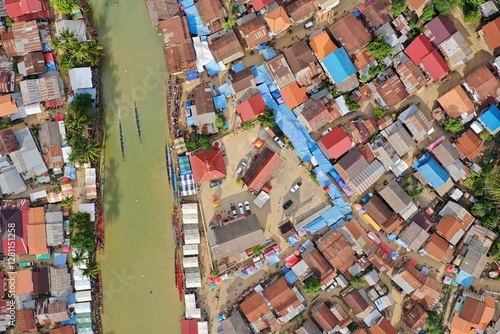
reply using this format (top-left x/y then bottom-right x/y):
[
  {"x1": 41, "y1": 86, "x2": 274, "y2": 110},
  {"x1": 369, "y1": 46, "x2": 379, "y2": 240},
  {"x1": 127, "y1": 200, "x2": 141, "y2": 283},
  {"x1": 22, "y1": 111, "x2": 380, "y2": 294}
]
[
  {"x1": 69, "y1": 67, "x2": 92, "y2": 91},
  {"x1": 29, "y1": 190, "x2": 47, "y2": 202},
  {"x1": 185, "y1": 294, "x2": 202, "y2": 319},
  {"x1": 198, "y1": 321, "x2": 209, "y2": 334},
  {"x1": 364, "y1": 270, "x2": 380, "y2": 286},
  {"x1": 182, "y1": 203, "x2": 199, "y2": 225},
  {"x1": 74, "y1": 279, "x2": 91, "y2": 291},
  {"x1": 253, "y1": 191, "x2": 271, "y2": 208},
  {"x1": 183, "y1": 256, "x2": 199, "y2": 268},
  {"x1": 291, "y1": 260, "x2": 309, "y2": 277},
  {"x1": 470, "y1": 121, "x2": 483, "y2": 134},
  {"x1": 79, "y1": 203, "x2": 96, "y2": 222},
  {"x1": 74, "y1": 302, "x2": 92, "y2": 313},
  {"x1": 183, "y1": 244, "x2": 199, "y2": 255},
  {"x1": 75, "y1": 290, "x2": 92, "y2": 302}
]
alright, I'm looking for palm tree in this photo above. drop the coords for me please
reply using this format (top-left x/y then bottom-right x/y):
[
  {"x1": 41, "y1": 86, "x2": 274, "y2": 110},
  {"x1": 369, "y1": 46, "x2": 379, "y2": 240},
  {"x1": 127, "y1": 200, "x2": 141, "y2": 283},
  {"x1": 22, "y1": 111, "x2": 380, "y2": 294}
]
[
  {"x1": 71, "y1": 248, "x2": 86, "y2": 266},
  {"x1": 65, "y1": 108, "x2": 92, "y2": 133},
  {"x1": 82, "y1": 261, "x2": 99, "y2": 279},
  {"x1": 487, "y1": 172, "x2": 500, "y2": 205},
  {"x1": 70, "y1": 138, "x2": 101, "y2": 165},
  {"x1": 51, "y1": 30, "x2": 78, "y2": 53},
  {"x1": 60, "y1": 195, "x2": 76, "y2": 210}
]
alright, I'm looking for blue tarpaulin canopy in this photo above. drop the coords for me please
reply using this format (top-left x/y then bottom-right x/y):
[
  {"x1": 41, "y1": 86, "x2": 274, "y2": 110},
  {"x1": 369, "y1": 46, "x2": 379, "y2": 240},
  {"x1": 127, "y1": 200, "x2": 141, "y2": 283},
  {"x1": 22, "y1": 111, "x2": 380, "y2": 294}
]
[
  {"x1": 206, "y1": 60, "x2": 222, "y2": 76},
  {"x1": 261, "y1": 47, "x2": 277, "y2": 60},
  {"x1": 213, "y1": 95, "x2": 227, "y2": 109},
  {"x1": 251, "y1": 65, "x2": 272, "y2": 85},
  {"x1": 305, "y1": 217, "x2": 327, "y2": 234},
  {"x1": 257, "y1": 83, "x2": 269, "y2": 95},
  {"x1": 218, "y1": 83, "x2": 233, "y2": 97},
  {"x1": 182, "y1": 0, "x2": 211, "y2": 36},
  {"x1": 456, "y1": 270, "x2": 474, "y2": 287},
  {"x1": 53, "y1": 253, "x2": 67, "y2": 266},
  {"x1": 284, "y1": 270, "x2": 298, "y2": 284},
  {"x1": 186, "y1": 70, "x2": 200, "y2": 81},
  {"x1": 232, "y1": 62, "x2": 245, "y2": 73}
]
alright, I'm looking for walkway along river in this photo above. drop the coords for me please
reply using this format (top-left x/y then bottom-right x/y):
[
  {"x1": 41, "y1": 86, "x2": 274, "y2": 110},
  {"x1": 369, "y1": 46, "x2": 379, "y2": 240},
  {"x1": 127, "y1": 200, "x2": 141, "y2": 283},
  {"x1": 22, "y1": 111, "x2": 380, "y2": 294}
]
[{"x1": 89, "y1": 0, "x2": 183, "y2": 332}]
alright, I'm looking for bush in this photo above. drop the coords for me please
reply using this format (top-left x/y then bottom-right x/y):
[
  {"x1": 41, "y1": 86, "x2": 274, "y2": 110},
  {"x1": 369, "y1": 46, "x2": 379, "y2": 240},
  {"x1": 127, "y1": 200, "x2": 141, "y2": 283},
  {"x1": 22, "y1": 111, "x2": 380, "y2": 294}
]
[
  {"x1": 50, "y1": 0, "x2": 78, "y2": 13},
  {"x1": 235, "y1": 179, "x2": 242, "y2": 186},
  {"x1": 373, "y1": 107, "x2": 387, "y2": 119},
  {"x1": 252, "y1": 245, "x2": 262, "y2": 255},
  {"x1": 479, "y1": 131, "x2": 493, "y2": 141},
  {"x1": 223, "y1": 18, "x2": 235, "y2": 30},
  {"x1": 444, "y1": 117, "x2": 464, "y2": 133},
  {"x1": 368, "y1": 65, "x2": 385, "y2": 78},
  {"x1": 303, "y1": 277, "x2": 321, "y2": 295},
  {"x1": 392, "y1": 0, "x2": 407, "y2": 16},
  {"x1": 421, "y1": 6, "x2": 436, "y2": 22},
  {"x1": 257, "y1": 108, "x2": 276, "y2": 127},
  {"x1": 215, "y1": 116, "x2": 225, "y2": 129},
  {"x1": 366, "y1": 36, "x2": 393, "y2": 61},
  {"x1": 198, "y1": 135, "x2": 212, "y2": 151},
  {"x1": 242, "y1": 121, "x2": 253, "y2": 130}
]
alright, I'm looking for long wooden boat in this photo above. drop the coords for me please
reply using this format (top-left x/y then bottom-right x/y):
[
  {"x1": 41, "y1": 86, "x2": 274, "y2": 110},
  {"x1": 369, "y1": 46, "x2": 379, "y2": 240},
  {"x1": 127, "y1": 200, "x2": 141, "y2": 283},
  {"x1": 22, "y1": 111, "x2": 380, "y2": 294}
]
[{"x1": 134, "y1": 101, "x2": 142, "y2": 143}]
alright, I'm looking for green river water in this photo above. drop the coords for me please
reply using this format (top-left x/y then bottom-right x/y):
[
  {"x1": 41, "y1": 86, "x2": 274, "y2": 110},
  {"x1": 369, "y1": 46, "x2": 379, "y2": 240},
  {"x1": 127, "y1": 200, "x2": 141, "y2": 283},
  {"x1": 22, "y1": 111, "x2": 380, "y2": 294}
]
[{"x1": 89, "y1": 0, "x2": 183, "y2": 332}]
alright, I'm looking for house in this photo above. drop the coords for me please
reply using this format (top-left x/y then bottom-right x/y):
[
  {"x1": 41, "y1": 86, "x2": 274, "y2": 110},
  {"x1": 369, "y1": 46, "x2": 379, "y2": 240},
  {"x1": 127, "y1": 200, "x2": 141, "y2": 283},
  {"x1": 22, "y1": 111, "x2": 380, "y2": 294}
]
[
  {"x1": 1, "y1": 200, "x2": 29, "y2": 254},
  {"x1": 414, "y1": 276, "x2": 442, "y2": 310},
  {"x1": 424, "y1": 15, "x2": 457, "y2": 46},
  {"x1": 208, "y1": 215, "x2": 265, "y2": 260},
  {"x1": 341, "y1": 219, "x2": 377, "y2": 255},
  {"x1": 68, "y1": 67, "x2": 93, "y2": 92},
  {"x1": 368, "y1": 247, "x2": 395, "y2": 274},
  {"x1": 421, "y1": 49, "x2": 449, "y2": 82},
  {"x1": 16, "y1": 309, "x2": 36, "y2": 332},
  {"x1": 285, "y1": 0, "x2": 316, "y2": 23},
  {"x1": 49, "y1": 326, "x2": 76, "y2": 334},
  {"x1": 18, "y1": 52, "x2": 46, "y2": 76},
  {"x1": 282, "y1": 41, "x2": 324, "y2": 88},
  {"x1": 481, "y1": 17, "x2": 500, "y2": 50},
  {"x1": 35, "y1": 299, "x2": 69, "y2": 326},
  {"x1": 463, "y1": 65, "x2": 500, "y2": 104},
  {"x1": 297, "y1": 98, "x2": 334, "y2": 133},
  {"x1": 392, "y1": 265, "x2": 425, "y2": 294},
  {"x1": 398, "y1": 105, "x2": 434, "y2": 142},
  {"x1": 406, "y1": 0, "x2": 432, "y2": 16},
  {"x1": 209, "y1": 31, "x2": 244, "y2": 65},
  {"x1": 265, "y1": 55, "x2": 295, "y2": 89},
  {"x1": 33, "y1": 267, "x2": 50, "y2": 294},
  {"x1": 189, "y1": 149, "x2": 226, "y2": 183},
  {"x1": 364, "y1": 195, "x2": 396, "y2": 230},
  {"x1": 4, "y1": 0, "x2": 49, "y2": 22},
  {"x1": 250, "y1": 0, "x2": 274, "y2": 11},
  {"x1": 404, "y1": 34, "x2": 434, "y2": 65},
  {"x1": 413, "y1": 153, "x2": 453, "y2": 196},
  {"x1": 158, "y1": 16, "x2": 196, "y2": 75},
  {"x1": 454, "y1": 129, "x2": 484, "y2": 161},
  {"x1": 318, "y1": 127, "x2": 352, "y2": 160},
  {"x1": 240, "y1": 292, "x2": 278, "y2": 332},
  {"x1": 352, "y1": 48, "x2": 376, "y2": 74},
  {"x1": 360, "y1": 0, "x2": 391, "y2": 31},
  {"x1": 316, "y1": 0, "x2": 340, "y2": 14},
  {"x1": 344, "y1": 289, "x2": 373, "y2": 319},
  {"x1": 316, "y1": 230, "x2": 357, "y2": 279},
  {"x1": 342, "y1": 120, "x2": 372, "y2": 145},
  {"x1": 398, "y1": 222, "x2": 430, "y2": 251},
  {"x1": 295, "y1": 319, "x2": 322, "y2": 334},
  {"x1": 379, "y1": 180, "x2": 418, "y2": 220},
  {"x1": 478, "y1": 104, "x2": 500, "y2": 135},
  {"x1": 11, "y1": 127, "x2": 49, "y2": 182},
  {"x1": 459, "y1": 223, "x2": 497, "y2": 255},
  {"x1": 144, "y1": 0, "x2": 180, "y2": 26},
  {"x1": 230, "y1": 68, "x2": 257, "y2": 103},
  {"x1": 49, "y1": 267, "x2": 72, "y2": 297},
  {"x1": 236, "y1": 94, "x2": 267, "y2": 122},
  {"x1": 45, "y1": 211, "x2": 64, "y2": 246},
  {"x1": 192, "y1": 83, "x2": 217, "y2": 133},
  {"x1": 439, "y1": 31, "x2": 473, "y2": 68},
  {"x1": 323, "y1": 47, "x2": 357, "y2": 84},
  {"x1": 195, "y1": 0, "x2": 225, "y2": 33},
  {"x1": 459, "y1": 249, "x2": 489, "y2": 278},
  {"x1": 39, "y1": 122, "x2": 63, "y2": 172},
  {"x1": 0, "y1": 71, "x2": 15, "y2": 93},
  {"x1": 480, "y1": 1, "x2": 498, "y2": 17},
  {"x1": 328, "y1": 13, "x2": 372, "y2": 55},
  {"x1": 20, "y1": 76, "x2": 63, "y2": 105},
  {"x1": 430, "y1": 137, "x2": 468, "y2": 182},
  {"x1": 0, "y1": 128, "x2": 19, "y2": 155},
  {"x1": 424, "y1": 233, "x2": 454, "y2": 263},
  {"x1": 370, "y1": 137, "x2": 406, "y2": 176},
  {"x1": 262, "y1": 278, "x2": 305, "y2": 322},
  {"x1": 309, "y1": 31, "x2": 337, "y2": 61},
  {"x1": 302, "y1": 248, "x2": 336, "y2": 289},
  {"x1": 265, "y1": 6, "x2": 292, "y2": 36},
  {"x1": 450, "y1": 291, "x2": 495, "y2": 333},
  {"x1": 369, "y1": 69, "x2": 409, "y2": 109},
  {"x1": 10, "y1": 268, "x2": 33, "y2": 295},
  {"x1": 0, "y1": 94, "x2": 18, "y2": 118},
  {"x1": 333, "y1": 148, "x2": 385, "y2": 196},
  {"x1": 439, "y1": 201, "x2": 475, "y2": 228},
  {"x1": 393, "y1": 52, "x2": 427, "y2": 94},
  {"x1": 27, "y1": 207, "x2": 47, "y2": 255},
  {"x1": 55, "y1": 20, "x2": 87, "y2": 41},
  {"x1": 0, "y1": 21, "x2": 42, "y2": 57},
  {"x1": 382, "y1": 121, "x2": 416, "y2": 157},
  {"x1": 438, "y1": 85, "x2": 475, "y2": 120},
  {"x1": 0, "y1": 162, "x2": 28, "y2": 195},
  {"x1": 241, "y1": 147, "x2": 282, "y2": 192},
  {"x1": 236, "y1": 13, "x2": 270, "y2": 49},
  {"x1": 369, "y1": 316, "x2": 398, "y2": 334},
  {"x1": 219, "y1": 312, "x2": 252, "y2": 334},
  {"x1": 280, "y1": 82, "x2": 308, "y2": 110},
  {"x1": 404, "y1": 304, "x2": 429, "y2": 333},
  {"x1": 311, "y1": 302, "x2": 352, "y2": 333}
]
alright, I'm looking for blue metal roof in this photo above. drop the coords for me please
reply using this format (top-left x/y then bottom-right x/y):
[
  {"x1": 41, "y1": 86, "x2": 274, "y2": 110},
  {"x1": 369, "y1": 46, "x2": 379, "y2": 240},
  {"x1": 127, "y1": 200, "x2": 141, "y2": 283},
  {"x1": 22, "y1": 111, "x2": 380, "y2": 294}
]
[
  {"x1": 478, "y1": 104, "x2": 500, "y2": 135},
  {"x1": 413, "y1": 153, "x2": 450, "y2": 189},
  {"x1": 322, "y1": 47, "x2": 357, "y2": 84}
]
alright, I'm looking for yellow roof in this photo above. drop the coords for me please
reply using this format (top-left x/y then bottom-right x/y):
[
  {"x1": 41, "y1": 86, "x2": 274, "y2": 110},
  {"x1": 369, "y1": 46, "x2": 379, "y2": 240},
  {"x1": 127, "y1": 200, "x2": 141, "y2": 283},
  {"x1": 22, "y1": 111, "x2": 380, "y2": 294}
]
[{"x1": 362, "y1": 213, "x2": 381, "y2": 231}]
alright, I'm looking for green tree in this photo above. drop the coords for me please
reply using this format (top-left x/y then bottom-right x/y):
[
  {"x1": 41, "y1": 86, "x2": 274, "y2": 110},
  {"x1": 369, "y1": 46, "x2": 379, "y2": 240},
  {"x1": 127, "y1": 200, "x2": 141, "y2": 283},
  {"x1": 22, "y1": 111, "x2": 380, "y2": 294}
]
[
  {"x1": 70, "y1": 138, "x2": 101, "y2": 165},
  {"x1": 215, "y1": 116, "x2": 225, "y2": 129},
  {"x1": 487, "y1": 172, "x2": 500, "y2": 206},
  {"x1": 433, "y1": 0, "x2": 460, "y2": 14},
  {"x1": 71, "y1": 248, "x2": 86, "y2": 266},
  {"x1": 466, "y1": 0, "x2": 485, "y2": 6},
  {"x1": 60, "y1": 195, "x2": 76, "y2": 210},
  {"x1": 82, "y1": 261, "x2": 100, "y2": 279},
  {"x1": 345, "y1": 97, "x2": 360, "y2": 111},
  {"x1": 69, "y1": 212, "x2": 93, "y2": 238},
  {"x1": 50, "y1": 0, "x2": 78, "y2": 13},
  {"x1": 471, "y1": 201, "x2": 492, "y2": 217},
  {"x1": 463, "y1": 5, "x2": 480, "y2": 24},
  {"x1": 421, "y1": 6, "x2": 436, "y2": 22},
  {"x1": 368, "y1": 65, "x2": 385, "y2": 78},
  {"x1": 51, "y1": 30, "x2": 79, "y2": 53},
  {"x1": 444, "y1": 117, "x2": 464, "y2": 133},
  {"x1": 366, "y1": 35, "x2": 393, "y2": 60},
  {"x1": 252, "y1": 245, "x2": 262, "y2": 255},
  {"x1": 223, "y1": 18, "x2": 236, "y2": 30},
  {"x1": 198, "y1": 135, "x2": 212, "y2": 151},
  {"x1": 489, "y1": 242, "x2": 500, "y2": 261},
  {"x1": 391, "y1": 0, "x2": 407, "y2": 16},
  {"x1": 257, "y1": 109, "x2": 276, "y2": 127},
  {"x1": 303, "y1": 277, "x2": 321, "y2": 295},
  {"x1": 373, "y1": 107, "x2": 387, "y2": 119},
  {"x1": 5, "y1": 17, "x2": 12, "y2": 28},
  {"x1": 479, "y1": 131, "x2": 493, "y2": 141},
  {"x1": 186, "y1": 139, "x2": 198, "y2": 151}
]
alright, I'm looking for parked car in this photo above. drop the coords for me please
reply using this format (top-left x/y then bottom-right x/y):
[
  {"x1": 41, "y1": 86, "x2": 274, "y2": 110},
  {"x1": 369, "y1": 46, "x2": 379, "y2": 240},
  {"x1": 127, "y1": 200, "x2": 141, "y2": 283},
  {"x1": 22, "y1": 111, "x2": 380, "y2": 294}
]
[
  {"x1": 283, "y1": 200, "x2": 293, "y2": 210},
  {"x1": 244, "y1": 201, "x2": 251, "y2": 214},
  {"x1": 290, "y1": 182, "x2": 302, "y2": 193},
  {"x1": 236, "y1": 161, "x2": 247, "y2": 174},
  {"x1": 231, "y1": 205, "x2": 238, "y2": 217},
  {"x1": 321, "y1": 127, "x2": 332, "y2": 136},
  {"x1": 304, "y1": 20, "x2": 315, "y2": 29},
  {"x1": 274, "y1": 136, "x2": 285, "y2": 148},
  {"x1": 326, "y1": 280, "x2": 338, "y2": 292},
  {"x1": 238, "y1": 203, "x2": 244, "y2": 215}
]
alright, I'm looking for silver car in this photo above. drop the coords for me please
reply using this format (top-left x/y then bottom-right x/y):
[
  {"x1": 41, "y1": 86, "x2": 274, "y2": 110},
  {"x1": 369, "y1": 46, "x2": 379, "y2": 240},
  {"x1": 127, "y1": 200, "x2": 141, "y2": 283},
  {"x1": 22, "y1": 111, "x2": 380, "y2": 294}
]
[
  {"x1": 274, "y1": 136, "x2": 285, "y2": 148},
  {"x1": 244, "y1": 201, "x2": 251, "y2": 214},
  {"x1": 238, "y1": 203, "x2": 245, "y2": 215},
  {"x1": 236, "y1": 161, "x2": 247, "y2": 174}
]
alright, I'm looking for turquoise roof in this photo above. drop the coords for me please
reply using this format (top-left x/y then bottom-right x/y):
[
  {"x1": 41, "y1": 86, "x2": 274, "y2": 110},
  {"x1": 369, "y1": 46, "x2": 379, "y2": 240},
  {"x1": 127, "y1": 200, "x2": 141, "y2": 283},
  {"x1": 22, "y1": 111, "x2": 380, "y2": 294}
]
[
  {"x1": 413, "y1": 153, "x2": 450, "y2": 189},
  {"x1": 323, "y1": 47, "x2": 357, "y2": 84}
]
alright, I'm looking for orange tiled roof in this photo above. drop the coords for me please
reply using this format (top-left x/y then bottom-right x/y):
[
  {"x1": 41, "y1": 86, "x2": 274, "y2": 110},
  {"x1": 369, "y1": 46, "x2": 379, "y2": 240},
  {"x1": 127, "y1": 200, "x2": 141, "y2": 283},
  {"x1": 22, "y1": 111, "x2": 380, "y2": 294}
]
[
  {"x1": 280, "y1": 82, "x2": 308, "y2": 109},
  {"x1": 0, "y1": 94, "x2": 18, "y2": 117},
  {"x1": 482, "y1": 17, "x2": 500, "y2": 50},
  {"x1": 265, "y1": 6, "x2": 292, "y2": 35},
  {"x1": 10, "y1": 269, "x2": 33, "y2": 295},
  {"x1": 437, "y1": 85, "x2": 475, "y2": 118},
  {"x1": 309, "y1": 31, "x2": 337, "y2": 60}
]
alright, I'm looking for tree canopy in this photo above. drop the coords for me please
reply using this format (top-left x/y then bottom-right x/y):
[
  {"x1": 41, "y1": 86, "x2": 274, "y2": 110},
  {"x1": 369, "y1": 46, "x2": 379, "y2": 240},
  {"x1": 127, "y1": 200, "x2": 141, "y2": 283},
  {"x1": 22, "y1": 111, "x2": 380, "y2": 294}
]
[
  {"x1": 391, "y1": 0, "x2": 407, "y2": 16},
  {"x1": 50, "y1": 0, "x2": 78, "y2": 14},
  {"x1": 373, "y1": 107, "x2": 387, "y2": 119},
  {"x1": 444, "y1": 117, "x2": 464, "y2": 133},
  {"x1": 52, "y1": 31, "x2": 104, "y2": 73},
  {"x1": 257, "y1": 109, "x2": 276, "y2": 127},
  {"x1": 421, "y1": 6, "x2": 436, "y2": 22},
  {"x1": 69, "y1": 212, "x2": 95, "y2": 252},
  {"x1": 433, "y1": 0, "x2": 460, "y2": 14},
  {"x1": 303, "y1": 277, "x2": 321, "y2": 295},
  {"x1": 366, "y1": 36, "x2": 393, "y2": 61}
]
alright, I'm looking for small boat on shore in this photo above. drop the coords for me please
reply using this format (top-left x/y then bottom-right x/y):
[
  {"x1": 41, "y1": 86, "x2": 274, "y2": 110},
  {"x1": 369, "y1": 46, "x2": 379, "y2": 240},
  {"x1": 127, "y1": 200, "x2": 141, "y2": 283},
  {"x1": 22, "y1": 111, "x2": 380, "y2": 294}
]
[{"x1": 134, "y1": 101, "x2": 142, "y2": 143}]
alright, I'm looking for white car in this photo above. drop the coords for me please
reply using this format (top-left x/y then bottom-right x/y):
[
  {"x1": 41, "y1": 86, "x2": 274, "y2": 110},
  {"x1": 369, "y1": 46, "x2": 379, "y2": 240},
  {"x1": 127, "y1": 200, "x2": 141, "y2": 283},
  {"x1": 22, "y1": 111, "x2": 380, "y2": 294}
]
[
  {"x1": 274, "y1": 136, "x2": 285, "y2": 148},
  {"x1": 244, "y1": 201, "x2": 251, "y2": 214},
  {"x1": 238, "y1": 203, "x2": 245, "y2": 215},
  {"x1": 236, "y1": 161, "x2": 247, "y2": 174},
  {"x1": 290, "y1": 182, "x2": 302, "y2": 193},
  {"x1": 321, "y1": 127, "x2": 332, "y2": 136}
]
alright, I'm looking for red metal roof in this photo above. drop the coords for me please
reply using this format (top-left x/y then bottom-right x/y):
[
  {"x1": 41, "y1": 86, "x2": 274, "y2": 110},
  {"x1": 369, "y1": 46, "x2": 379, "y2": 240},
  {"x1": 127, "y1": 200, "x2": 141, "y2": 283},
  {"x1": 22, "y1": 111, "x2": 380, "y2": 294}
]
[
  {"x1": 241, "y1": 147, "x2": 282, "y2": 192},
  {"x1": 189, "y1": 149, "x2": 226, "y2": 183},
  {"x1": 319, "y1": 127, "x2": 352, "y2": 159},
  {"x1": 236, "y1": 94, "x2": 267, "y2": 123},
  {"x1": 251, "y1": 0, "x2": 274, "y2": 11},
  {"x1": 5, "y1": 0, "x2": 49, "y2": 21},
  {"x1": 404, "y1": 35, "x2": 434, "y2": 65},
  {"x1": 420, "y1": 49, "x2": 449, "y2": 82},
  {"x1": 181, "y1": 319, "x2": 198, "y2": 334}
]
